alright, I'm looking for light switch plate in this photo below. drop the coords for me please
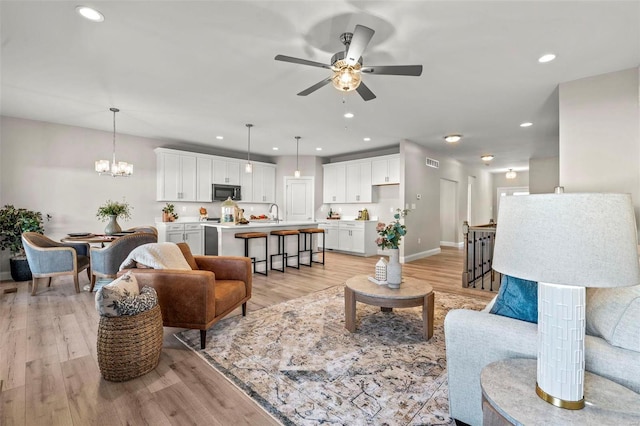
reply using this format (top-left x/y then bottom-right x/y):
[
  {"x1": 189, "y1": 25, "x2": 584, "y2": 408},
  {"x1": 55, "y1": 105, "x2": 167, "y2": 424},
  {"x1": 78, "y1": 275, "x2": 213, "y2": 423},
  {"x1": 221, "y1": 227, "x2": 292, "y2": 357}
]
[{"x1": 416, "y1": 194, "x2": 421, "y2": 200}]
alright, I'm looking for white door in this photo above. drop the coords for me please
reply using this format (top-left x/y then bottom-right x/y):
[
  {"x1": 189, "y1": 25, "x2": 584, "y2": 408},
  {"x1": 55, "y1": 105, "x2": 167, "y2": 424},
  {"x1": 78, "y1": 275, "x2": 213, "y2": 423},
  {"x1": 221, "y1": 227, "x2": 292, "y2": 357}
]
[{"x1": 285, "y1": 176, "x2": 314, "y2": 221}]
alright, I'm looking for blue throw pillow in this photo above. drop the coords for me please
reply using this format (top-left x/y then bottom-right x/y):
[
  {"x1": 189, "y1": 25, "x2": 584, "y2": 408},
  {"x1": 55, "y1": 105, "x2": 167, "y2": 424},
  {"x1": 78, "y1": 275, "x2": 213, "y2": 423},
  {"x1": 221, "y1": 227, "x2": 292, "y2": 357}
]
[{"x1": 489, "y1": 275, "x2": 538, "y2": 323}]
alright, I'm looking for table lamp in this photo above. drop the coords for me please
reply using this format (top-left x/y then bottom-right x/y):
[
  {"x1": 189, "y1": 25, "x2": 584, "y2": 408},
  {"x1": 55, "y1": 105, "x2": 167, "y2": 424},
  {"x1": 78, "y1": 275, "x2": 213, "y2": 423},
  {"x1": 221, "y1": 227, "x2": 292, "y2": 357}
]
[{"x1": 492, "y1": 192, "x2": 640, "y2": 409}]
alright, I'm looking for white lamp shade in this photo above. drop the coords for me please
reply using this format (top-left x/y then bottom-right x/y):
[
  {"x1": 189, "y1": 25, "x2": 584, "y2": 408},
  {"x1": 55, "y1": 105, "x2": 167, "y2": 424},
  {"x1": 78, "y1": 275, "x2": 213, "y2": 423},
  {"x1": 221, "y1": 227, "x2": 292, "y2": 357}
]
[{"x1": 493, "y1": 193, "x2": 640, "y2": 288}]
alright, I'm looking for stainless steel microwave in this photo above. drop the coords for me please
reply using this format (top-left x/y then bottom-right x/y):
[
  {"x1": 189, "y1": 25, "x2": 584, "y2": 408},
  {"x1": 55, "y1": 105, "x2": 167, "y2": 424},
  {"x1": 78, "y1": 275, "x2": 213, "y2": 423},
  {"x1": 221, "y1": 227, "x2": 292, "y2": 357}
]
[{"x1": 213, "y1": 184, "x2": 241, "y2": 201}]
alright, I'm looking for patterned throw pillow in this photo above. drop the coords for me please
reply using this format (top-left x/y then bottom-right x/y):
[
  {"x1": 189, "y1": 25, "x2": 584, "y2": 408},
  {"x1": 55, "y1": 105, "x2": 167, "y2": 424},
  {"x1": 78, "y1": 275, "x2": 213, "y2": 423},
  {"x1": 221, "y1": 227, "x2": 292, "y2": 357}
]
[
  {"x1": 95, "y1": 272, "x2": 140, "y2": 317},
  {"x1": 115, "y1": 286, "x2": 158, "y2": 316}
]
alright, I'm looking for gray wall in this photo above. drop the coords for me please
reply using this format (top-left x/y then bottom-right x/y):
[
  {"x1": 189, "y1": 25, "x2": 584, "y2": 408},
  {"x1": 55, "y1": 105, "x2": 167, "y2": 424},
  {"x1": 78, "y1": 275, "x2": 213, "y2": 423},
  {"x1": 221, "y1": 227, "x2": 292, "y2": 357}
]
[
  {"x1": 559, "y1": 67, "x2": 640, "y2": 227},
  {"x1": 529, "y1": 157, "x2": 560, "y2": 194},
  {"x1": 400, "y1": 140, "x2": 493, "y2": 261}
]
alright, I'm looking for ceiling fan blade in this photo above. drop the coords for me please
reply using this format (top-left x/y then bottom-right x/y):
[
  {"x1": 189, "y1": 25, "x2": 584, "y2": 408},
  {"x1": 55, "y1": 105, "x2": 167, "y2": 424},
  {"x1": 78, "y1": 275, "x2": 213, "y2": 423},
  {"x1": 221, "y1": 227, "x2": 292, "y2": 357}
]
[
  {"x1": 362, "y1": 65, "x2": 423, "y2": 76},
  {"x1": 275, "y1": 54, "x2": 332, "y2": 69},
  {"x1": 345, "y1": 25, "x2": 374, "y2": 66},
  {"x1": 297, "y1": 78, "x2": 332, "y2": 96},
  {"x1": 356, "y1": 81, "x2": 376, "y2": 101}
]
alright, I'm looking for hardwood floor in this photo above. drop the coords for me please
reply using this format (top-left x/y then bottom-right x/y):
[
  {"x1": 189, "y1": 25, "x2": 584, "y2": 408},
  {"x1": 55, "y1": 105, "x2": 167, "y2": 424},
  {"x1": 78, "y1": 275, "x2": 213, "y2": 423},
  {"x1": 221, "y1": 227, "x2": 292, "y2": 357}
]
[{"x1": 0, "y1": 248, "x2": 495, "y2": 425}]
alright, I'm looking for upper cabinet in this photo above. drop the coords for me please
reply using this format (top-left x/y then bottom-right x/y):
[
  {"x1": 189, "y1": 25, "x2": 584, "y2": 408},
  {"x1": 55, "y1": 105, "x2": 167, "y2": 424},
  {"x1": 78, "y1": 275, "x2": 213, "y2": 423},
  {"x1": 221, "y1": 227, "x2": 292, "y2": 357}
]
[
  {"x1": 241, "y1": 163, "x2": 276, "y2": 203},
  {"x1": 196, "y1": 156, "x2": 213, "y2": 202},
  {"x1": 371, "y1": 154, "x2": 400, "y2": 185},
  {"x1": 213, "y1": 158, "x2": 241, "y2": 185},
  {"x1": 346, "y1": 161, "x2": 372, "y2": 203},
  {"x1": 323, "y1": 163, "x2": 346, "y2": 203},
  {"x1": 156, "y1": 149, "x2": 198, "y2": 201}
]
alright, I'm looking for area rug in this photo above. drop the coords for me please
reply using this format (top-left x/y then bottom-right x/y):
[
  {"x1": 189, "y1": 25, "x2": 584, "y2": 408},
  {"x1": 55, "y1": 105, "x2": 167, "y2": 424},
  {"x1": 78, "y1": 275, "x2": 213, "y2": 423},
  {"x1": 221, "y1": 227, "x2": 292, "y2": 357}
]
[{"x1": 175, "y1": 286, "x2": 487, "y2": 426}]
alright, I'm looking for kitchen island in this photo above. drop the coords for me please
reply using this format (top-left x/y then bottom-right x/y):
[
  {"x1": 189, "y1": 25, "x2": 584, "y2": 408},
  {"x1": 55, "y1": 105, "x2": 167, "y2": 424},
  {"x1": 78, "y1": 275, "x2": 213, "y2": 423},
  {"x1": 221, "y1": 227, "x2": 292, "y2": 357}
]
[{"x1": 202, "y1": 221, "x2": 320, "y2": 273}]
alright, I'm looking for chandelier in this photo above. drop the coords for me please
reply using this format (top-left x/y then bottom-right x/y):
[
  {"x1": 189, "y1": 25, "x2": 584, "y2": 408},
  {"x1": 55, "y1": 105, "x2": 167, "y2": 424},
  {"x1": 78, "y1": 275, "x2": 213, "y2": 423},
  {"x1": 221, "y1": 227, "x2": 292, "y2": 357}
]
[
  {"x1": 95, "y1": 108, "x2": 133, "y2": 177},
  {"x1": 505, "y1": 169, "x2": 517, "y2": 179}
]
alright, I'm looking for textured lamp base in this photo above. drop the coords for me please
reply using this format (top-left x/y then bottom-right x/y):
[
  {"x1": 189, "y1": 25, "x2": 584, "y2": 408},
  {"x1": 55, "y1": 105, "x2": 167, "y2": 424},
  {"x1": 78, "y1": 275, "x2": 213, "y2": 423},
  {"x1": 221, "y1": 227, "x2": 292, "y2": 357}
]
[
  {"x1": 536, "y1": 383, "x2": 585, "y2": 410},
  {"x1": 537, "y1": 282, "x2": 586, "y2": 410}
]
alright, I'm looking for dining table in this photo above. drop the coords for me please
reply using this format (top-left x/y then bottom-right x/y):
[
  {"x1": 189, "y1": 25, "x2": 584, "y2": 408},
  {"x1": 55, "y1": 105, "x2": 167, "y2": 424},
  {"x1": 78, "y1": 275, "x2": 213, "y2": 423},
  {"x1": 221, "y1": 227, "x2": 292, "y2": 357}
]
[{"x1": 60, "y1": 232, "x2": 132, "y2": 247}]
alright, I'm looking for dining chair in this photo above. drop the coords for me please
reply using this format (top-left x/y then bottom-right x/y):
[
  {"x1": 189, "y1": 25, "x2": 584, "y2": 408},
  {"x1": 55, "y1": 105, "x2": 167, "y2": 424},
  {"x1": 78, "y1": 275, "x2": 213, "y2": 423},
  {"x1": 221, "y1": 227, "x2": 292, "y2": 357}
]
[
  {"x1": 89, "y1": 232, "x2": 157, "y2": 291},
  {"x1": 21, "y1": 232, "x2": 91, "y2": 295},
  {"x1": 125, "y1": 226, "x2": 158, "y2": 237}
]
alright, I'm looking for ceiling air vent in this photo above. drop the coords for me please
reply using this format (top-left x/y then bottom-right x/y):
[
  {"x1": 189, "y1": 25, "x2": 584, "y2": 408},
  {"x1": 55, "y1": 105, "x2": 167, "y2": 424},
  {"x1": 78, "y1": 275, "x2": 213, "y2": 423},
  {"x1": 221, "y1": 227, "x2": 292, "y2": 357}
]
[{"x1": 426, "y1": 157, "x2": 440, "y2": 169}]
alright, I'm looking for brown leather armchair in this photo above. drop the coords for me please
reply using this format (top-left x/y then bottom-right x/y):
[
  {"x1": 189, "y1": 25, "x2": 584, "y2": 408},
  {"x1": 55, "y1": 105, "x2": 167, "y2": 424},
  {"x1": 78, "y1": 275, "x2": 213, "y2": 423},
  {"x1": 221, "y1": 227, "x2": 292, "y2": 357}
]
[{"x1": 121, "y1": 243, "x2": 252, "y2": 349}]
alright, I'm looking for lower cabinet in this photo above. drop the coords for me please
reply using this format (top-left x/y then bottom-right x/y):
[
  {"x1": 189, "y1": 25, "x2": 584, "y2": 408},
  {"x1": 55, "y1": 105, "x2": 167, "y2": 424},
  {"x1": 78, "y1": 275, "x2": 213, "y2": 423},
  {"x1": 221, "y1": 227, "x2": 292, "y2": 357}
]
[
  {"x1": 318, "y1": 221, "x2": 377, "y2": 256},
  {"x1": 157, "y1": 222, "x2": 203, "y2": 255}
]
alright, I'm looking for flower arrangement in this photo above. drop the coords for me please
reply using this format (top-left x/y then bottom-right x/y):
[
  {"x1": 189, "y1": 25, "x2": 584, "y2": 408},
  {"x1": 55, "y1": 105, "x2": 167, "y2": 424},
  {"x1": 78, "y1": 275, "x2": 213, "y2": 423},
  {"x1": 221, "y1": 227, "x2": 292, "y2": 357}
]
[
  {"x1": 162, "y1": 203, "x2": 178, "y2": 222},
  {"x1": 375, "y1": 208, "x2": 409, "y2": 249},
  {"x1": 96, "y1": 199, "x2": 132, "y2": 222}
]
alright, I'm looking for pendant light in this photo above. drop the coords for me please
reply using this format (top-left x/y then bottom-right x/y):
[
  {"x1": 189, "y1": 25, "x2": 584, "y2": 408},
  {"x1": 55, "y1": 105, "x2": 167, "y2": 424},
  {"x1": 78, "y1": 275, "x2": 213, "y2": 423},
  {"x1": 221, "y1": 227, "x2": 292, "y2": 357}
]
[
  {"x1": 294, "y1": 136, "x2": 301, "y2": 178},
  {"x1": 95, "y1": 107, "x2": 133, "y2": 177},
  {"x1": 245, "y1": 123, "x2": 253, "y2": 173},
  {"x1": 505, "y1": 168, "x2": 517, "y2": 179}
]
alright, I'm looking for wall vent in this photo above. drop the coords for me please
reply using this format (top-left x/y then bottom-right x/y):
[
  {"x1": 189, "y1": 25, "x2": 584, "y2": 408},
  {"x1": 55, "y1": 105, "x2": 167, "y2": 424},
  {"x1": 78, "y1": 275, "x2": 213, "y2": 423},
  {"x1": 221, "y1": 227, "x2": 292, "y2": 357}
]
[{"x1": 426, "y1": 157, "x2": 440, "y2": 169}]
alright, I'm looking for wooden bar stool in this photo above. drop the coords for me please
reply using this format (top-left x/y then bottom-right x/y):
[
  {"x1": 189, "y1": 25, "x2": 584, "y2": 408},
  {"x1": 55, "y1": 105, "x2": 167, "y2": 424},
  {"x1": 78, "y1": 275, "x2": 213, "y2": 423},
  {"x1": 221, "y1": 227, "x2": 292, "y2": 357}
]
[
  {"x1": 270, "y1": 230, "x2": 300, "y2": 272},
  {"x1": 298, "y1": 228, "x2": 325, "y2": 267},
  {"x1": 235, "y1": 232, "x2": 268, "y2": 276}
]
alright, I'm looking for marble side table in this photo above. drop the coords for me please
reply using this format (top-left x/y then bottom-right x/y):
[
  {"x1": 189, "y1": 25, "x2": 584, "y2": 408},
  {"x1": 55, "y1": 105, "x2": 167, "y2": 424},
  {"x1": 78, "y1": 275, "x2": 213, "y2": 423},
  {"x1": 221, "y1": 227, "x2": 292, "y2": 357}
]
[{"x1": 480, "y1": 358, "x2": 640, "y2": 425}]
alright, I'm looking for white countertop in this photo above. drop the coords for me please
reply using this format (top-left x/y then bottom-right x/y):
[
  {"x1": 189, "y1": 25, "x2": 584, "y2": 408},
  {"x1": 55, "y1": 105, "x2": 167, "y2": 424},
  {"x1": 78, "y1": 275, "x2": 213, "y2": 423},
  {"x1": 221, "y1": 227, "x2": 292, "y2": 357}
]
[{"x1": 201, "y1": 220, "x2": 319, "y2": 229}]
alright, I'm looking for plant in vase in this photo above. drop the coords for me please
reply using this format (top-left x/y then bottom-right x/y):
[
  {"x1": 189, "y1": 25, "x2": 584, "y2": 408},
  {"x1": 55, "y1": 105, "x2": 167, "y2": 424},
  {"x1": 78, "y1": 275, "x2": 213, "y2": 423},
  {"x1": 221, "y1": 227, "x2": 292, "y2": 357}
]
[
  {"x1": 0, "y1": 205, "x2": 50, "y2": 281},
  {"x1": 96, "y1": 199, "x2": 132, "y2": 235},
  {"x1": 162, "y1": 203, "x2": 179, "y2": 222},
  {"x1": 376, "y1": 208, "x2": 409, "y2": 288}
]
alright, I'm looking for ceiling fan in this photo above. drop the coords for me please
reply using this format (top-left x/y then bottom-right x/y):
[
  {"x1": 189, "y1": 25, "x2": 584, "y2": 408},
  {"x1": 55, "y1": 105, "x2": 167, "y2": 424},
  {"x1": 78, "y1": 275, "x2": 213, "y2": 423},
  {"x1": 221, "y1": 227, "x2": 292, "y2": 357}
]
[{"x1": 275, "y1": 25, "x2": 423, "y2": 101}]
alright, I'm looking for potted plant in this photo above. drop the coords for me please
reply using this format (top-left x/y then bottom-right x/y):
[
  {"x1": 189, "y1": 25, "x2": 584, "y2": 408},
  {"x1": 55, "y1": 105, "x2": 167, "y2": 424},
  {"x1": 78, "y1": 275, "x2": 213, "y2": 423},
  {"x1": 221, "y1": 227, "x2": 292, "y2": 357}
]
[
  {"x1": 96, "y1": 199, "x2": 132, "y2": 235},
  {"x1": 162, "y1": 203, "x2": 178, "y2": 222},
  {"x1": 0, "y1": 205, "x2": 50, "y2": 281}
]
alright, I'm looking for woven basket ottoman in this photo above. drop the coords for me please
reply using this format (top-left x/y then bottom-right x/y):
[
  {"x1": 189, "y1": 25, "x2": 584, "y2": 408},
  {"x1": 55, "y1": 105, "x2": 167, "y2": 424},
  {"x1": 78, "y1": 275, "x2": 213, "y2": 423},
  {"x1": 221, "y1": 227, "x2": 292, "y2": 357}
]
[{"x1": 97, "y1": 304, "x2": 163, "y2": 382}]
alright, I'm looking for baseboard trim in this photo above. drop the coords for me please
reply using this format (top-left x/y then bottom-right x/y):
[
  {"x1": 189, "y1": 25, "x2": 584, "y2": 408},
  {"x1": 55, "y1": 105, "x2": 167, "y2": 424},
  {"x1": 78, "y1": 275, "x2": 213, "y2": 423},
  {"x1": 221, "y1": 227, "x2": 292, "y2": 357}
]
[
  {"x1": 0, "y1": 271, "x2": 12, "y2": 281},
  {"x1": 403, "y1": 247, "x2": 441, "y2": 263},
  {"x1": 440, "y1": 241, "x2": 464, "y2": 248}
]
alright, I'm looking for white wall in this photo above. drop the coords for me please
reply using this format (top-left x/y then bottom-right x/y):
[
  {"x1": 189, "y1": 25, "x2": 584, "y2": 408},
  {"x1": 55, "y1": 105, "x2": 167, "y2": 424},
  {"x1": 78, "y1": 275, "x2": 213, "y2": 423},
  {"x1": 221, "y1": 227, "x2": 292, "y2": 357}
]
[
  {"x1": 559, "y1": 67, "x2": 640, "y2": 225},
  {"x1": 529, "y1": 156, "x2": 559, "y2": 194}
]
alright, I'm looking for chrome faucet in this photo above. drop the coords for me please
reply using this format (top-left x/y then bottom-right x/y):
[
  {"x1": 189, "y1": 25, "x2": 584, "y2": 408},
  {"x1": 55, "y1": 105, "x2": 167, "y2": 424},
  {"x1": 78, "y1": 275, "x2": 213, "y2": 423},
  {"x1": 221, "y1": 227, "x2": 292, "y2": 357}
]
[{"x1": 268, "y1": 203, "x2": 279, "y2": 223}]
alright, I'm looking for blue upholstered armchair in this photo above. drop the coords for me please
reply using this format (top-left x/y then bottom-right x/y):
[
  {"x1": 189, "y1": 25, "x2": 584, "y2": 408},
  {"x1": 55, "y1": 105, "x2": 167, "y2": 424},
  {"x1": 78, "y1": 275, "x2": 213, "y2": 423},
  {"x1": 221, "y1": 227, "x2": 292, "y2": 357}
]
[
  {"x1": 89, "y1": 232, "x2": 157, "y2": 291},
  {"x1": 22, "y1": 232, "x2": 91, "y2": 295}
]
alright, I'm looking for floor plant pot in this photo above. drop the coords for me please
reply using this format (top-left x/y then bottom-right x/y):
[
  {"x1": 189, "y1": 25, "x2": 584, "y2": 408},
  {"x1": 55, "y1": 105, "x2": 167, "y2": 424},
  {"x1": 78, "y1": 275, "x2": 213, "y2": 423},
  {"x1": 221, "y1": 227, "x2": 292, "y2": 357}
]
[
  {"x1": 387, "y1": 248, "x2": 402, "y2": 288},
  {"x1": 10, "y1": 257, "x2": 32, "y2": 282},
  {"x1": 104, "y1": 215, "x2": 122, "y2": 235}
]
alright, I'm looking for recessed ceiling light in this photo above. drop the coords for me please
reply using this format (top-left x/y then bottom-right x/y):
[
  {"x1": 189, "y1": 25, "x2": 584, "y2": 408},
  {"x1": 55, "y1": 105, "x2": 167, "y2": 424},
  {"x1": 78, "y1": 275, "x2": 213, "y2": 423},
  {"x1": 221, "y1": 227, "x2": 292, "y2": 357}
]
[
  {"x1": 272, "y1": 147, "x2": 279, "y2": 151},
  {"x1": 538, "y1": 53, "x2": 556, "y2": 63},
  {"x1": 316, "y1": 147, "x2": 322, "y2": 151},
  {"x1": 363, "y1": 137, "x2": 371, "y2": 142},
  {"x1": 344, "y1": 112, "x2": 354, "y2": 118},
  {"x1": 481, "y1": 154, "x2": 494, "y2": 161},
  {"x1": 444, "y1": 134, "x2": 462, "y2": 143},
  {"x1": 216, "y1": 136, "x2": 224, "y2": 140},
  {"x1": 520, "y1": 122, "x2": 533, "y2": 127},
  {"x1": 75, "y1": 6, "x2": 104, "y2": 22}
]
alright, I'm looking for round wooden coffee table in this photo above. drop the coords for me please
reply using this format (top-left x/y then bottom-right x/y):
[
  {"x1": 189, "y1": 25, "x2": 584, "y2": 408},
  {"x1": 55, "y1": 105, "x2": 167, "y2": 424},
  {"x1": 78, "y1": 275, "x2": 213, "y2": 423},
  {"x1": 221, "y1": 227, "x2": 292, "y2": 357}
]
[{"x1": 344, "y1": 274, "x2": 434, "y2": 340}]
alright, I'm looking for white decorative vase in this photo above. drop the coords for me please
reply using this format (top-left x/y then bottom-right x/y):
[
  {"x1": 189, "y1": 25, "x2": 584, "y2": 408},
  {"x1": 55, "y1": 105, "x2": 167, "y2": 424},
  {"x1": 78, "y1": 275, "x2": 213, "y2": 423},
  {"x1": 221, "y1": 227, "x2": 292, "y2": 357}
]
[
  {"x1": 104, "y1": 215, "x2": 122, "y2": 235},
  {"x1": 387, "y1": 248, "x2": 402, "y2": 288}
]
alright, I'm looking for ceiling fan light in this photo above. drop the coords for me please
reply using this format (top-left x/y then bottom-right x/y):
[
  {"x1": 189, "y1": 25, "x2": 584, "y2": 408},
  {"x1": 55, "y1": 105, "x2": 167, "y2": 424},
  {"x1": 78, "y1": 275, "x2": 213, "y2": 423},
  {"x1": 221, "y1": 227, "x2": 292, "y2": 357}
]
[{"x1": 331, "y1": 60, "x2": 361, "y2": 92}]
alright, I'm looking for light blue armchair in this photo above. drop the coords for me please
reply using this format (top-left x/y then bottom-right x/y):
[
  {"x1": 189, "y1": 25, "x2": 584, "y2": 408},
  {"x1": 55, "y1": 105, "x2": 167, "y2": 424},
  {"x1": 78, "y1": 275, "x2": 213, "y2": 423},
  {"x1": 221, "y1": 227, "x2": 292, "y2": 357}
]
[
  {"x1": 22, "y1": 232, "x2": 91, "y2": 295},
  {"x1": 89, "y1": 232, "x2": 157, "y2": 291}
]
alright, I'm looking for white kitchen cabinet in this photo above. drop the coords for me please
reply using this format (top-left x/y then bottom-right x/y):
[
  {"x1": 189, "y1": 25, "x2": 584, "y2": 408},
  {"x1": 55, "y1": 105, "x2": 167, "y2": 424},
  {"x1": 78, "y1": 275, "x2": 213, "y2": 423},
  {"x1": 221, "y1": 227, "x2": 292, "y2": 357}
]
[
  {"x1": 319, "y1": 220, "x2": 377, "y2": 256},
  {"x1": 252, "y1": 163, "x2": 276, "y2": 203},
  {"x1": 157, "y1": 222, "x2": 203, "y2": 255},
  {"x1": 318, "y1": 221, "x2": 340, "y2": 250},
  {"x1": 196, "y1": 156, "x2": 213, "y2": 202},
  {"x1": 322, "y1": 163, "x2": 346, "y2": 203},
  {"x1": 371, "y1": 154, "x2": 400, "y2": 185},
  {"x1": 346, "y1": 161, "x2": 372, "y2": 203},
  {"x1": 155, "y1": 149, "x2": 197, "y2": 201},
  {"x1": 213, "y1": 158, "x2": 241, "y2": 185}
]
